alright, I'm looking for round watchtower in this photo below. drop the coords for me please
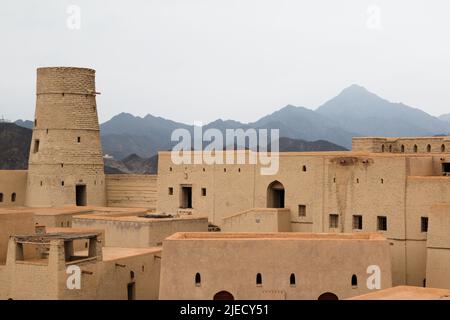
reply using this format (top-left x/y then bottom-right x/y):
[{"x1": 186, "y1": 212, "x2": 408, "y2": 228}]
[{"x1": 25, "y1": 67, "x2": 106, "y2": 207}]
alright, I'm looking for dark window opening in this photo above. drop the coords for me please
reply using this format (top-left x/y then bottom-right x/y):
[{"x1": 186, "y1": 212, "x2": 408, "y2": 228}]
[
  {"x1": 127, "y1": 283, "x2": 136, "y2": 300},
  {"x1": 389, "y1": 145, "x2": 392, "y2": 152},
  {"x1": 169, "y1": 167, "x2": 173, "y2": 172},
  {"x1": 401, "y1": 145, "x2": 405, "y2": 153},
  {"x1": 256, "y1": 273, "x2": 262, "y2": 286},
  {"x1": 11, "y1": 193, "x2": 16, "y2": 202},
  {"x1": 302, "y1": 165, "x2": 307, "y2": 172},
  {"x1": 421, "y1": 217, "x2": 428, "y2": 233},
  {"x1": 130, "y1": 271, "x2": 135, "y2": 279},
  {"x1": 351, "y1": 275, "x2": 358, "y2": 288},
  {"x1": 180, "y1": 186, "x2": 192, "y2": 209},
  {"x1": 195, "y1": 273, "x2": 201, "y2": 286},
  {"x1": 0, "y1": 193, "x2": 3, "y2": 202},
  {"x1": 298, "y1": 205, "x2": 306, "y2": 217},
  {"x1": 414, "y1": 145, "x2": 418, "y2": 153},
  {"x1": 353, "y1": 215, "x2": 363, "y2": 230},
  {"x1": 441, "y1": 144, "x2": 446, "y2": 152},
  {"x1": 290, "y1": 273, "x2": 296, "y2": 286},
  {"x1": 381, "y1": 145, "x2": 385, "y2": 152},
  {"x1": 427, "y1": 144, "x2": 431, "y2": 153},
  {"x1": 201, "y1": 188, "x2": 207, "y2": 196},
  {"x1": 61, "y1": 181, "x2": 64, "y2": 186},
  {"x1": 377, "y1": 216, "x2": 387, "y2": 231},
  {"x1": 442, "y1": 163, "x2": 450, "y2": 175},
  {"x1": 34, "y1": 119, "x2": 37, "y2": 127},
  {"x1": 76, "y1": 185, "x2": 87, "y2": 206},
  {"x1": 77, "y1": 137, "x2": 81, "y2": 143},
  {"x1": 224, "y1": 168, "x2": 227, "y2": 173},
  {"x1": 33, "y1": 140, "x2": 40, "y2": 153},
  {"x1": 329, "y1": 214, "x2": 339, "y2": 228},
  {"x1": 356, "y1": 178, "x2": 359, "y2": 183},
  {"x1": 168, "y1": 187, "x2": 173, "y2": 195}
]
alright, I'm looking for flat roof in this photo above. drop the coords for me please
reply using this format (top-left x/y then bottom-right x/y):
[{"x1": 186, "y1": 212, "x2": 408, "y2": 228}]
[
  {"x1": 348, "y1": 286, "x2": 450, "y2": 300},
  {"x1": 158, "y1": 150, "x2": 447, "y2": 158},
  {"x1": 13, "y1": 232, "x2": 100, "y2": 243},
  {"x1": 101, "y1": 247, "x2": 161, "y2": 262},
  {"x1": 166, "y1": 232, "x2": 386, "y2": 241},
  {"x1": 73, "y1": 213, "x2": 208, "y2": 223}
]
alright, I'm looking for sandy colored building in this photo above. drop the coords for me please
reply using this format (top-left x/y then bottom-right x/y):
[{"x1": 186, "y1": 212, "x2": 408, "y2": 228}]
[
  {"x1": 25, "y1": 67, "x2": 106, "y2": 207},
  {"x1": 72, "y1": 211, "x2": 208, "y2": 247},
  {"x1": 1, "y1": 66, "x2": 450, "y2": 299},
  {"x1": 156, "y1": 148, "x2": 450, "y2": 287},
  {"x1": 348, "y1": 285, "x2": 450, "y2": 300},
  {"x1": 159, "y1": 232, "x2": 392, "y2": 300},
  {"x1": 425, "y1": 203, "x2": 450, "y2": 289},
  {"x1": 0, "y1": 232, "x2": 161, "y2": 300}
]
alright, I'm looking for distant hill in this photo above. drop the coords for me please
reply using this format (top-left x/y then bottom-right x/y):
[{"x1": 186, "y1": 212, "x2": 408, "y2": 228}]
[
  {"x1": 0, "y1": 123, "x2": 32, "y2": 169},
  {"x1": 250, "y1": 105, "x2": 354, "y2": 148},
  {"x1": 104, "y1": 154, "x2": 159, "y2": 174},
  {"x1": 14, "y1": 119, "x2": 33, "y2": 129},
  {"x1": 439, "y1": 114, "x2": 450, "y2": 123},
  {"x1": 316, "y1": 85, "x2": 450, "y2": 137},
  {"x1": 277, "y1": 137, "x2": 347, "y2": 152},
  {"x1": 12, "y1": 84, "x2": 450, "y2": 164},
  {"x1": 100, "y1": 106, "x2": 353, "y2": 158},
  {"x1": 103, "y1": 137, "x2": 345, "y2": 174}
]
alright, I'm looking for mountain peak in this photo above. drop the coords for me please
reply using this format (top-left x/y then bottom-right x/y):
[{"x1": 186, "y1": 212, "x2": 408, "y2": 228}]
[{"x1": 340, "y1": 84, "x2": 370, "y2": 95}]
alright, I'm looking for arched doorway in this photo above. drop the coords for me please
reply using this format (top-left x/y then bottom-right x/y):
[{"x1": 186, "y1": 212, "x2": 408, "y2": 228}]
[
  {"x1": 213, "y1": 291, "x2": 235, "y2": 300},
  {"x1": 267, "y1": 180, "x2": 285, "y2": 208},
  {"x1": 318, "y1": 292, "x2": 339, "y2": 300}
]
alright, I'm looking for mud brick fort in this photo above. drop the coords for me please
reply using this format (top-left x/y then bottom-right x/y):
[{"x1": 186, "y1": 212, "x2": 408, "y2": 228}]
[{"x1": 1, "y1": 67, "x2": 450, "y2": 300}]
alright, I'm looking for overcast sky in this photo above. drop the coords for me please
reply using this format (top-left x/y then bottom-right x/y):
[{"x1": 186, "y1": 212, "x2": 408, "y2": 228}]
[{"x1": 1, "y1": 0, "x2": 450, "y2": 124}]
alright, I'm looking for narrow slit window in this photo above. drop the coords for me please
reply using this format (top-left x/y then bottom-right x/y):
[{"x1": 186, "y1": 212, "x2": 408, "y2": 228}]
[{"x1": 256, "y1": 273, "x2": 262, "y2": 286}]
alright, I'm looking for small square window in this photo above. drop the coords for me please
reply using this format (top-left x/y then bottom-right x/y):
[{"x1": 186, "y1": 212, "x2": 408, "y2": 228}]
[
  {"x1": 168, "y1": 187, "x2": 173, "y2": 195},
  {"x1": 329, "y1": 214, "x2": 339, "y2": 228},
  {"x1": 421, "y1": 217, "x2": 428, "y2": 233},
  {"x1": 298, "y1": 205, "x2": 306, "y2": 217},
  {"x1": 353, "y1": 215, "x2": 363, "y2": 230},
  {"x1": 377, "y1": 216, "x2": 387, "y2": 231},
  {"x1": 201, "y1": 188, "x2": 207, "y2": 196}
]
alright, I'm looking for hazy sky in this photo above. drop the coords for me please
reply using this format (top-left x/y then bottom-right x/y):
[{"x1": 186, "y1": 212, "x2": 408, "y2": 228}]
[{"x1": 1, "y1": 0, "x2": 450, "y2": 124}]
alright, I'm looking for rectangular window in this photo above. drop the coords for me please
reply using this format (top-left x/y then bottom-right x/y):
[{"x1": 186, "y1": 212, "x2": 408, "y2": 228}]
[
  {"x1": 77, "y1": 137, "x2": 81, "y2": 143},
  {"x1": 33, "y1": 139, "x2": 40, "y2": 153},
  {"x1": 442, "y1": 163, "x2": 450, "y2": 175},
  {"x1": 377, "y1": 216, "x2": 387, "y2": 231},
  {"x1": 329, "y1": 214, "x2": 339, "y2": 228},
  {"x1": 421, "y1": 217, "x2": 428, "y2": 233},
  {"x1": 180, "y1": 185, "x2": 192, "y2": 209},
  {"x1": 168, "y1": 187, "x2": 173, "y2": 195},
  {"x1": 298, "y1": 205, "x2": 306, "y2": 217},
  {"x1": 353, "y1": 215, "x2": 363, "y2": 230},
  {"x1": 201, "y1": 188, "x2": 207, "y2": 196}
]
